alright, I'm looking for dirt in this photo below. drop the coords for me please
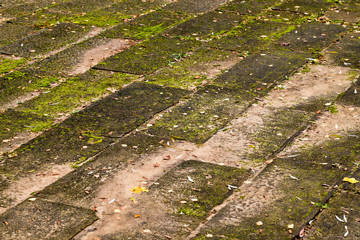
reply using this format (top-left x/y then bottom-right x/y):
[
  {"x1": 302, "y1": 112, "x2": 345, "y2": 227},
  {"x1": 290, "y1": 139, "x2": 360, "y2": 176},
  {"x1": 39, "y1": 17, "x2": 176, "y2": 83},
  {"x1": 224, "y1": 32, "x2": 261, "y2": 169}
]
[
  {"x1": 69, "y1": 38, "x2": 137, "y2": 76},
  {"x1": 0, "y1": 163, "x2": 73, "y2": 215}
]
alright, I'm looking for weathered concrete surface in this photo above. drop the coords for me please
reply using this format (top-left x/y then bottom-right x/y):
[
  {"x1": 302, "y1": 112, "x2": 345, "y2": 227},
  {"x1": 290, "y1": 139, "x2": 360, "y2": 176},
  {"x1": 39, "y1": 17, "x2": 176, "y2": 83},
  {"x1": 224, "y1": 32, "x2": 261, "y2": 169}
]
[
  {"x1": 0, "y1": 0, "x2": 359, "y2": 239},
  {"x1": 0, "y1": 199, "x2": 98, "y2": 240}
]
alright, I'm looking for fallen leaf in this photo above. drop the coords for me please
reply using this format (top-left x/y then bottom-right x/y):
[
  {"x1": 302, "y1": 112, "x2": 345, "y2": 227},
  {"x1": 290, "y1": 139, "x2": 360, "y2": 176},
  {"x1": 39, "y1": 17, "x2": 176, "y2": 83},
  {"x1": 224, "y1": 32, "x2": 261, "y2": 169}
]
[
  {"x1": 153, "y1": 163, "x2": 160, "y2": 167},
  {"x1": 162, "y1": 155, "x2": 171, "y2": 160},
  {"x1": 343, "y1": 177, "x2": 359, "y2": 184},
  {"x1": 131, "y1": 186, "x2": 149, "y2": 193},
  {"x1": 133, "y1": 214, "x2": 140, "y2": 218},
  {"x1": 287, "y1": 224, "x2": 294, "y2": 229},
  {"x1": 187, "y1": 176, "x2": 194, "y2": 183},
  {"x1": 289, "y1": 174, "x2": 299, "y2": 180},
  {"x1": 114, "y1": 209, "x2": 121, "y2": 213},
  {"x1": 143, "y1": 229, "x2": 151, "y2": 233},
  {"x1": 3, "y1": 221, "x2": 8, "y2": 226},
  {"x1": 28, "y1": 198, "x2": 36, "y2": 201},
  {"x1": 336, "y1": 215, "x2": 345, "y2": 222}
]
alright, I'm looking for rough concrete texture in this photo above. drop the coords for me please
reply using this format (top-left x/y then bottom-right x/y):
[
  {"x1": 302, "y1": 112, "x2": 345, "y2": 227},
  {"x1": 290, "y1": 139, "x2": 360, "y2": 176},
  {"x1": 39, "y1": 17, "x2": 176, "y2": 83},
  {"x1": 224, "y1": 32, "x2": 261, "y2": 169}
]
[{"x1": 0, "y1": 0, "x2": 360, "y2": 239}]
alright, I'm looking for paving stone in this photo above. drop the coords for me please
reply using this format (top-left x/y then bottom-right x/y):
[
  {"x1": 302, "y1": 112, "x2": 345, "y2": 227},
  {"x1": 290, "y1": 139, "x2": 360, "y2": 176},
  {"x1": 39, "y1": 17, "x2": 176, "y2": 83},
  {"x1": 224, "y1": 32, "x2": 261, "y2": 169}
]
[
  {"x1": 0, "y1": 199, "x2": 98, "y2": 240},
  {"x1": 46, "y1": 0, "x2": 116, "y2": 14},
  {"x1": 193, "y1": 134, "x2": 360, "y2": 239},
  {"x1": 0, "y1": 68, "x2": 60, "y2": 106},
  {"x1": 0, "y1": 23, "x2": 92, "y2": 57},
  {"x1": 35, "y1": 132, "x2": 164, "y2": 207},
  {"x1": 101, "y1": 10, "x2": 191, "y2": 40},
  {"x1": 164, "y1": 10, "x2": 242, "y2": 39},
  {"x1": 0, "y1": 82, "x2": 187, "y2": 193},
  {"x1": 275, "y1": 22, "x2": 347, "y2": 54},
  {"x1": 214, "y1": 51, "x2": 307, "y2": 93},
  {"x1": 337, "y1": 77, "x2": 360, "y2": 107},
  {"x1": 0, "y1": 23, "x2": 37, "y2": 47},
  {"x1": 148, "y1": 51, "x2": 307, "y2": 143},
  {"x1": 304, "y1": 192, "x2": 360, "y2": 239},
  {"x1": 323, "y1": 32, "x2": 360, "y2": 69},
  {"x1": 247, "y1": 109, "x2": 315, "y2": 161},
  {"x1": 0, "y1": 109, "x2": 50, "y2": 142},
  {"x1": 99, "y1": 160, "x2": 251, "y2": 239},
  {"x1": 206, "y1": 20, "x2": 292, "y2": 51},
  {"x1": 273, "y1": 0, "x2": 333, "y2": 14},
  {"x1": 219, "y1": 0, "x2": 278, "y2": 15},
  {"x1": 17, "y1": 69, "x2": 136, "y2": 116},
  {"x1": 0, "y1": 0, "x2": 64, "y2": 18},
  {"x1": 93, "y1": 36, "x2": 200, "y2": 74},
  {"x1": 145, "y1": 47, "x2": 238, "y2": 89},
  {"x1": 164, "y1": 0, "x2": 228, "y2": 14}
]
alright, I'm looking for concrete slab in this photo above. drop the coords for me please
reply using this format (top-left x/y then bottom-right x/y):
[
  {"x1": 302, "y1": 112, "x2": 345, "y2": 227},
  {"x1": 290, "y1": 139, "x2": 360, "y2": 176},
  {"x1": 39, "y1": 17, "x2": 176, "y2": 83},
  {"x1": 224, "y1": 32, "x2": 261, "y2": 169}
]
[
  {"x1": 323, "y1": 32, "x2": 360, "y2": 69},
  {"x1": 276, "y1": 22, "x2": 346, "y2": 53},
  {"x1": 93, "y1": 36, "x2": 200, "y2": 74},
  {"x1": 194, "y1": 134, "x2": 360, "y2": 239},
  {"x1": 0, "y1": 199, "x2": 98, "y2": 240},
  {"x1": 0, "y1": 23, "x2": 37, "y2": 47},
  {"x1": 219, "y1": 0, "x2": 278, "y2": 15},
  {"x1": 0, "y1": 23, "x2": 92, "y2": 57},
  {"x1": 164, "y1": 0, "x2": 228, "y2": 14}
]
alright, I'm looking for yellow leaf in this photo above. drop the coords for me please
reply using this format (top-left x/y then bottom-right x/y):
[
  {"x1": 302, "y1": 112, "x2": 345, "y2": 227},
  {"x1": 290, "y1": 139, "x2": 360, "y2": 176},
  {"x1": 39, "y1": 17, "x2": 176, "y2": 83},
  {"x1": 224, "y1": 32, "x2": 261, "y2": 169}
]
[
  {"x1": 343, "y1": 177, "x2": 359, "y2": 184},
  {"x1": 249, "y1": 144, "x2": 256, "y2": 148},
  {"x1": 131, "y1": 186, "x2": 149, "y2": 193}
]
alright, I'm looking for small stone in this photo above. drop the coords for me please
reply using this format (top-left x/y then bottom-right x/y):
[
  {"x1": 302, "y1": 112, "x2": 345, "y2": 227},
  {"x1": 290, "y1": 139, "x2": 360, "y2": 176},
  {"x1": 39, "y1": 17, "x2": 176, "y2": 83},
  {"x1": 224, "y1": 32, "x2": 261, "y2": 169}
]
[{"x1": 256, "y1": 221, "x2": 263, "y2": 226}]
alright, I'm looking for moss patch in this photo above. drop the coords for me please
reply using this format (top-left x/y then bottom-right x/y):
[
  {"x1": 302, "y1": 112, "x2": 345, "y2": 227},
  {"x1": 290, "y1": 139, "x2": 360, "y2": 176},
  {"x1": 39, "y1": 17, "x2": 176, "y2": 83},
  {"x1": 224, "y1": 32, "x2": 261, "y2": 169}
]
[
  {"x1": 0, "y1": 69, "x2": 60, "y2": 106},
  {"x1": 17, "y1": 69, "x2": 136, "y2": 117},
  {"x1": 101, "y1": 10, "x2": 191, "y2": 40},
  {"x1": 0, "y1": 199, "x2": 98, "y2": 239},
  {"x1": 164, "y1": 10, "x2": 242, "y2": 39},
  {"x1": 0, "y1": 58, "x2": 27, "y2": 75},
  {"x1": 93, "y1": 36, "x2": 200, "y2": 74},
  {"x1": 0, "y1": 23, "x2": 92, "y2": 57},
  {"x1": 0, "y1": 110, "x2": 51, "y2": 141}
]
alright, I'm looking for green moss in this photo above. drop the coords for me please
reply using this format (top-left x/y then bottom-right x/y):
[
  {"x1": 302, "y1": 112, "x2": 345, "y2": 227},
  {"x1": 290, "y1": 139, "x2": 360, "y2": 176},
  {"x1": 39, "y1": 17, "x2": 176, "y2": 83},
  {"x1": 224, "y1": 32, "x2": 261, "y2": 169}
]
[
  {"x1": 17, "y1": 70, "x2": 136, "y2": 116},
  {"x1": 0, "y1": 58, "x2": 27, "y2": 75}
]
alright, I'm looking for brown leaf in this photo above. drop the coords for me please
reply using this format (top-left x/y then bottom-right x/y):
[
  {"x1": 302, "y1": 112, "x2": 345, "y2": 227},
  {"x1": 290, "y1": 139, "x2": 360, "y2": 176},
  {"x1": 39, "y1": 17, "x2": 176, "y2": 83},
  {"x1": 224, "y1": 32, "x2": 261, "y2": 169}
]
[
  {"x1": 162, "y1": 155, "x2": 171, "y2": 160},
  {"x1": 153, "y1": 163, "x2": 160, "y2": 167},
  {"x1": 3, "y1": 221, "x2": 8, "y2": 226}
]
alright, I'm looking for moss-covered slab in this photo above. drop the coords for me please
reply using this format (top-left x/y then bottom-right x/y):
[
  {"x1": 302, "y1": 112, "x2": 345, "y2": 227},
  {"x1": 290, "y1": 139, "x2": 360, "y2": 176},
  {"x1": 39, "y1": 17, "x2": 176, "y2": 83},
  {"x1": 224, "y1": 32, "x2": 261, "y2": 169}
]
[
  {"x1": 207, "y1": 20, "x2": 292, "y2": 51},
  {"x1": 33, "y1": 36, "x2": 120, "y2": 74},
  {"x1": 0, "y1": 68, "x2": 60, "y2": 106},
  {"x1": 194, "y1": 135, "x2": 360, "y2": 239},
  {"x1": 249, "y1": 109, "x2": 315, "y2": 161},
  {"x1": 337, "y1": 78, "x2": 360, "y2": 107},
  {"x1": 148, "y1": 85, "x2": 248, "y2": 143},
  {"x1": 93, "y1": 36, "x2": 200, "y2": 74},
  {"x1": 0, "y1": 82, "x2": 187, "y2": 189},
  {"x1": 0, "y1": 109, "x2": 51, "y2": 141},
  {"x1": 148, "y1": 51, "x2": 306, "y2": 143},
  {"x1": 56, "y1": 82, "x2": 188, "y2": 137},
  {"x1": 0, "y1": 23, "x2": 37, "y2": 47},
  {"x1": 45, "y1": 0, "x2": 115, "y2": 14},
  {"x1": 214, "y1": 51, "x2": 307, "y2": 91},
  {"x1": 0, "y1": 199, "x2": 98, "y2": 240},
  {"x1": 323, "y1": 32, "x2": 360, "y2": 69},
  {"x1": 164, "y1": 10, "x2": 242, "y2": 39},
  {"x1": 273, "y1": 0, "x2": 333, "y2": 15},
  {"x1": 219, "y1": 0, "x2": 278, "y2": 15},
  {"x1": 17, "y1": 69, "x2": 136, "y2": 117},
  {"x1": 275, "y1": 22, "x2": 347, "y2": 54},
  {"x1": 164, "y1": 0, "x2": 227, "y2": 14},
  {"x1": 35, "y1": 133, "x2": 164, "y2": 207},
  {"x1": 305, "y1": 192, "x2": 360, "y2": 239},
  {"x1": 102, "y1": 160, "x2": 250, "y2": 239},
  {"x1": 101, "y1": 10, "x2": 191, "y2": 40},
  {"x1": 0, "y1": 23, "x2": 92, "y2": 57},
  {"x1": 145, "y1": 47, "x2": 238, "y2": 89}
]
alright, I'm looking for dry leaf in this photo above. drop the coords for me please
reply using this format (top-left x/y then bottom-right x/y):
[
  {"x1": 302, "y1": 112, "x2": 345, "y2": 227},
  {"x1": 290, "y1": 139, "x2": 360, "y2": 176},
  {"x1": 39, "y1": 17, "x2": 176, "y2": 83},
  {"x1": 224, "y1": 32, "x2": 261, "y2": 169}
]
[
  {"x1": 133, "y1": 214, "x2": 140, "y2": 218},
  {"x1": 256, "y1": 221, "x2": 263, "y2": 226},
  {"x1": 162, "y1": 155, "x2": 171, "y2": 160},
  {"x1": 287, "y1": 224, "x2": 294, "y2": 229},
  {"x1": 131, "y1": 186, "x2": 149, "y2": 193},
  {"x1": 343, "y1": 177, "x2": 359, "y2": 184}
]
